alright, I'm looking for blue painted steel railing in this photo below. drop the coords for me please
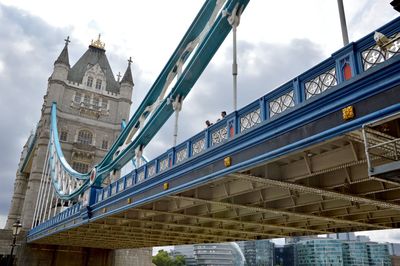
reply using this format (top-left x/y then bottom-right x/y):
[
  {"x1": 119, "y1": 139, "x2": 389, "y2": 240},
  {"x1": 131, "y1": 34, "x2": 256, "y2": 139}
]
[
  {"x1": 92, "y1": 16, "x2": 400, "y2": 205},
  {"x1": 29, "y1": 15, "x2": 400, "y2": 234}
]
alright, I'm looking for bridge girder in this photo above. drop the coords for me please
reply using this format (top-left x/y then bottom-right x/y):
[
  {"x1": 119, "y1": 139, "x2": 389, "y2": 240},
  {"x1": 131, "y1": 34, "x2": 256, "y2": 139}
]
[{"x1": 30, "y1": 132, "x2": 400, "y2": 249}]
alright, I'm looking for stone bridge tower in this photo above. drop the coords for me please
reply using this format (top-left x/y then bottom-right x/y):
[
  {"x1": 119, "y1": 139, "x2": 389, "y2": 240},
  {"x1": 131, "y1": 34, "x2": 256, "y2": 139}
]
[{"x1": 5, "y1": 36, "x2": 152, "y2": 265}]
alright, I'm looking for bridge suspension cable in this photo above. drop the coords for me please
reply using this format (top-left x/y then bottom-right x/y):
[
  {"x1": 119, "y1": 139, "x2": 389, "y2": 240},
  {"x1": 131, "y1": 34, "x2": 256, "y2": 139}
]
[
  {"x1": 92, "y1": 0, "x2": 250, "y2": 185},
  {"x1": 35, "y1": 0, "x2": 250, "y2": 211}
]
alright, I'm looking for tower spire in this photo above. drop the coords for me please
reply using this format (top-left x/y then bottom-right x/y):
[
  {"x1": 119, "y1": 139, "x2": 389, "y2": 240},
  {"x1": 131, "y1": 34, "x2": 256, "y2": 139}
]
[
  {"x1": 54, "y1": 36, "x2": 70, "y2": 67},
  {"x1": 120, "y1": 57, "x2": 134, "y2": 86},
  {"x1": 64, "y1": 36, "x2": 71, "y2": 46}
]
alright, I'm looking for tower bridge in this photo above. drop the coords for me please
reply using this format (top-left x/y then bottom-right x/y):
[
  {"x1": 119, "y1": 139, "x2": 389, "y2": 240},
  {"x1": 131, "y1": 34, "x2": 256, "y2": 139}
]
[
  {"x1": 27, "y1": 15, "x2": 400, "y2": 248},
  {"x1": 5, "y1": 0, "x2": 400, "y2": 264}
]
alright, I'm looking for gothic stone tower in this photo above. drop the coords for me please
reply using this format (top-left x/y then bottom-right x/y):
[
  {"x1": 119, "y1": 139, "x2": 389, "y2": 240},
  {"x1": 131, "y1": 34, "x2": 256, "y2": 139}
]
[
  {"x1": 4, "y1": 37, "x2": 152, "y2": 265},
  {"x1": 6, "y1": 35, "x2": 133, "y2": 230}
]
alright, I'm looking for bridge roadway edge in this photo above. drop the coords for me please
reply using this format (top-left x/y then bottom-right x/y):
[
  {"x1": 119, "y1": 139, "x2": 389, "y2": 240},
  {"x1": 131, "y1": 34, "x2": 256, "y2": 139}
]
[{"x1": 27, "y1": 47, "x2": 400, "y2": 245}]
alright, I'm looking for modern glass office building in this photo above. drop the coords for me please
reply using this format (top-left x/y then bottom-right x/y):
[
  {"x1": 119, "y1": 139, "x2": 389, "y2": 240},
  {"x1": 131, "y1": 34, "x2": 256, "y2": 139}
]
[
  {"x1": 328, "y1": 232, "x2": 357, "y2": 241},
  {"x1": 275, "y1": 244, "x2": 296, "y2": 266},
  {"x1": 172, "y1": 245, "x2": 196, "y2": 266},
  {"x1": 296, "y1": 239, "x2": 343, "y2": 266},
  {"x1": 342, "y1": 241, "x2": 368, "y2": 265},
  {"x1": 366, "y1": 242, "x2": 392, "y2": 266},
  {"x1": 244, "y1": 239, "x2": 274, "y2": 266},
  {"x1": 194, "y1": 242, "x2": 244, "y2": 266}
]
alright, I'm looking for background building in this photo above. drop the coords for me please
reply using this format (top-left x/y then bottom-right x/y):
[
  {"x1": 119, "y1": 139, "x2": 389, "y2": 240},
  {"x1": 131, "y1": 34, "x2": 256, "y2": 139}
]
[
  {"x1": 194, "y1": 243, "x2": 240, "y2": 266},
  {"x1": 328, "y1": 232, "x2": 357, "y2": 241},
  {"x1": 367, "y1": 242, "x2": 392, "y2": 265},
  {"x1": 296, "y1": 239, "x2": 343, "y2": 266},
  {"x1": 342, "y1": 241, "x2": 368, "y2": 265},
  {"x1": 171, "y1": 236, "x2": 397, "y2": 266},
  {"x1": 172, "y1": 245, "x2": 196, "y2": 266},
  {"x1": 243, "y1": 239, "x2": 274, "y2": 266},
  {"x1": 285, "y1": 235, "x2": 318, "y2": 244},
  {"x1": 275, "y1": 244, "x2": 296, "y2": 266},
  {"x1": 388, "y1": 243, "x2": 400, "y2": 256}
]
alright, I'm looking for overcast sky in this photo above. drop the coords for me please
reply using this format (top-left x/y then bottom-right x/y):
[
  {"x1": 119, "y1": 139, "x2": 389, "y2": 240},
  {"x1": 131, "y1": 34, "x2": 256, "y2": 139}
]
[{"x1": 0, "y1": 0, "x2": 399, "y2": 246}]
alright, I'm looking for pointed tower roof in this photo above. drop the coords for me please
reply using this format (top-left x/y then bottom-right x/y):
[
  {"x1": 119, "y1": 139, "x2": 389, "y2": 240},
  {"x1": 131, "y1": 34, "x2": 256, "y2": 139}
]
[
  {"x1": 54, "y1": 36, "x2": 70, "y2": 67},
  {"x1": 67, "y1": 35, "x2": 120, "y2": 93},
  {"x1": 121, "y1": 57, "x2": 134, "y2": 86}
]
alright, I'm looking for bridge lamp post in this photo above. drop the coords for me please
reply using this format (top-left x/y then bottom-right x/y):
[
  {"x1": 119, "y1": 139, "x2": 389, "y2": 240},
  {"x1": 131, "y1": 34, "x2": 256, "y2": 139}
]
[
  {"x1": 8, "y1": 220, "x2": 22, "y2": 266},
  {"x1": 337, "y1": 0, "x2": 349, "y2": 46},
  {"x1": 226, "y1": 4, "x2": 244, "y2": 111}
]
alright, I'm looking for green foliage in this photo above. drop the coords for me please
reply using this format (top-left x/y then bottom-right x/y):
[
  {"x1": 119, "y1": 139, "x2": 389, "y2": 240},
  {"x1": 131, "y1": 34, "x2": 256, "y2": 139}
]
[
  {"x1": 174, "y1": 255, "x2": 185, "y2": 266},
  {"x1": 152, "y1": 250, "x2": 186, "y2": 266}
]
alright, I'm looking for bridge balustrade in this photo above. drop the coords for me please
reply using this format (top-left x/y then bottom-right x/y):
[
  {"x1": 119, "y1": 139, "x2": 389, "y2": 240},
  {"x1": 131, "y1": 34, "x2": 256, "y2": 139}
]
[
  {"x1": 92, "y1": 17, "x2": 400, "y2": 206},
  {"x1": 30, "y1": 16, "x2": 400, "y2": 234}
]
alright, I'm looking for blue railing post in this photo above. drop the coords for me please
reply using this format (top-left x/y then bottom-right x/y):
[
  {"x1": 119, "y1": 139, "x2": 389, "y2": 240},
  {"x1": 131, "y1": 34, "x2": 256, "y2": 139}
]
[
  {"x1": 154, "y1": 158, "x2": 159, "y2": 174},
  {"x1": 333, "y1": 43, "x2": 359, "y2": 83},
  {"x1": 80, "y1": 185, "x2": 100, "y2": 220},
  {"x1": 186, "y1": 141, "x2": 191, "y2": 159},
  {"x1": 205, "y1": 129, "x2": 210, "y2": 149},
  {"x1": 258, "y1": 97, "x2": 267, "y2": 122},
  {"x1": 169, "y1": 148, "x2": 175, "y2": 167},
  {"x1": 89, "y1": 185, "x2": 101, "y2": 205},
  {"x1": 227, "y1": 119, "x2": 235, "y2": 139},
  {"x1": 143, "y1": 164, "x2": 148, "y2": 180},
  {"x1": 122, "y1": 175, "x2": 127, "y2": 190},
  {"x1": 233, "y1": 111, "x2": 239, "y2": 135},
  {"x1": 133, "y1": 169, "x2": 138, "y2": 185},
  {"x1": 293, "y1": 78, "x2": 302, "y2": 105}
]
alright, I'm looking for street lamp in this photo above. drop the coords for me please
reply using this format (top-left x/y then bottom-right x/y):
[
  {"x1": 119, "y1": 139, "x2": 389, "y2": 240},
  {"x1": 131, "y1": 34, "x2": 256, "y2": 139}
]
[{"x1": 8, "y1": 220, "x2": 22, "y2": 266}]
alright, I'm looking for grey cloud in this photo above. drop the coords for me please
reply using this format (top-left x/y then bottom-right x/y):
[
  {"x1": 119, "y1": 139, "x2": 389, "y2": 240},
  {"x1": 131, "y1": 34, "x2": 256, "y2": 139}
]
[
  {"x1": 349, "y1": 1, "x2": 398, "y2": 40},
  {"x1": 0, "y1": 4, "x2": 70, "y2": 221},
  {"x1": 0, "y1": 3, "x2": 325, "y2": 222},
  {"x1": 0, "y1": 4, "x2": 153, "y2": 222}
]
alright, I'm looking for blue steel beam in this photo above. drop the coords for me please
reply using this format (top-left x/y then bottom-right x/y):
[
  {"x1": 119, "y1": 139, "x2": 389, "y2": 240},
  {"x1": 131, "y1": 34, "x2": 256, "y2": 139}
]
[
  {"x1": 28, "y1": 60, "x2": 400, "y2": 241},
  {"x1": 121, "y1": 120, "x2": 148, "y2": 167},
  {"x1": 45, "y1": 0, "x2": 250, "y2": 198},
  {"x1": 28, "y1": 14, "x2": 400, "y2": 240},
  {"x1": 50, "y1": 103, "x2": 90, "y2": 199},
  {"x1": 94, "y1": 0, "x2": 250, "y2": 183}
]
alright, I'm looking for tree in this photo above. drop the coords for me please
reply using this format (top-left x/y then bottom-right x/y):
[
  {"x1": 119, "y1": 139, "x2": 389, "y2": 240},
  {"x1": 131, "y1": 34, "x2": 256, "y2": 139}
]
[
  {"x1": 174, "y1": 255, "x2": 185, "y2": 266},
  {"x1": 152, "y1": 250, "x2": 186, "y2": 266}
]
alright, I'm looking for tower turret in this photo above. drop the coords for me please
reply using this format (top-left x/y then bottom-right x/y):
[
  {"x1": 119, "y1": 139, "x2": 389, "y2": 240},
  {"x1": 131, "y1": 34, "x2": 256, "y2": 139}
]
[
  {"x1": 118, "y1": 57, "x2": 134, "y2": 121},
  {"x1": 120, "y1": 57, "x2": 134, "y2": 98},
  {"x1": 51, "y1": 36, "x2": 70, "y2": 81}
]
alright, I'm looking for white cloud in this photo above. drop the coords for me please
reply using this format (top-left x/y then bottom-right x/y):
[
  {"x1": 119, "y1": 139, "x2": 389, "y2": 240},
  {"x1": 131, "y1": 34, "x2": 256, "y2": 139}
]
[
  {"x1": 14, "y1": 41, "x2": 33, "y2": 53},
  {"x1": 356, "y1": 229, "x2": 400, "y2": 243},
  {"x1": 0, "y1": 59, "x2": 4, "y2": 74},
  {"x1": 153, "y1": 246, "x2": 173, "y2": 256},
  {"x1": 0, "y1": 0, "x2": 397, "y2": 85}
]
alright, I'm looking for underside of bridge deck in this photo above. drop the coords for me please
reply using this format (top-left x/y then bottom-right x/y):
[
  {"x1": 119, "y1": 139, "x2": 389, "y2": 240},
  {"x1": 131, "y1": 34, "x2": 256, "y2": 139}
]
[{"x1": 32, "y1": 124, "x2": 400, "y2": 249}]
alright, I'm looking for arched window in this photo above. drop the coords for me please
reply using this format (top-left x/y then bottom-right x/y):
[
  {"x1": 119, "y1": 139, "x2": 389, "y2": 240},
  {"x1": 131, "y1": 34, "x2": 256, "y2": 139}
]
[
  {"x1": 86, "y1": 76, "x2": 93, "y2": 87},
  {"x1": 77, "y1": 130, "x2": 93, "y2": 145}
]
